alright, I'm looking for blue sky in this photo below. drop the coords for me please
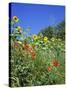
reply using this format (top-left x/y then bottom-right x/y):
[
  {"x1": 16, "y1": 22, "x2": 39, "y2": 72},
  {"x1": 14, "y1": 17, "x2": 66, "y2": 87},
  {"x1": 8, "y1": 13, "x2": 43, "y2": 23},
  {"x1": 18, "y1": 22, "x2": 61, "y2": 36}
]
[{"x1": 10, "y1": 3, "x2": 65, "y2": 34}]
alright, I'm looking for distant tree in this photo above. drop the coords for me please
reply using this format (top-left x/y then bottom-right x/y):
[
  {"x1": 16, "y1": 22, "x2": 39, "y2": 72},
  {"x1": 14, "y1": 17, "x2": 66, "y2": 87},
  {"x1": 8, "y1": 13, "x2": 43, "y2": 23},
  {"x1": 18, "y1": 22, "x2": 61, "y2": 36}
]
[
  {"x1": 38, "y1": 20, "x2": 65, "y2": 40},
  {"x1": 39, "y1": 26, "x2": 54, "y2": 39},
  {"x1": 56, "y1": 20, "x2": 65, "y2": 40}
]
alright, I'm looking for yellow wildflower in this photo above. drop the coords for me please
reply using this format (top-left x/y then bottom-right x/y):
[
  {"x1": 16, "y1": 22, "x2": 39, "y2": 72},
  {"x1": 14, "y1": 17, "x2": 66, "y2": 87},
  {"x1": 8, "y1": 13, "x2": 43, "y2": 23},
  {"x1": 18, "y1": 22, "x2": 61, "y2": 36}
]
[
  {"x1": 32, "y1": 34, "x2": 38, "y2": 41},
  {"x1": 44, "y1": 36, "x2": 48, "y2": 43},
  {"x1": 12, "y1": 16, "x2": 19, "y2": 22}
]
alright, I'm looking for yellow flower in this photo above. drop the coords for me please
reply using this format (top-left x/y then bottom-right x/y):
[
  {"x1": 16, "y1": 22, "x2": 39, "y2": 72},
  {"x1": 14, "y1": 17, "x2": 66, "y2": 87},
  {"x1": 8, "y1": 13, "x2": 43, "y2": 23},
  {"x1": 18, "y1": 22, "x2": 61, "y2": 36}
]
[
  {"x1": 44, "y1": 36, "x2": 48, "y2": 42},
  {"x1": 12, "y1": 16, "x2": 19, "y2": 22},
  {"x1": 32, "y1": 34, "x2": 38, "y2": 41}
]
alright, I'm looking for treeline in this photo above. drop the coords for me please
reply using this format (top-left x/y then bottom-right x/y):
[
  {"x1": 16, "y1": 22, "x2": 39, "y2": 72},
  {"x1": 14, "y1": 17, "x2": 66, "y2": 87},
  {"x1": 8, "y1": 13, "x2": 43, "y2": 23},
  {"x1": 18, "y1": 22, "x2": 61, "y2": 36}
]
[{"x1": 38, "y1": 20, "x2": 65, "y2": 40}]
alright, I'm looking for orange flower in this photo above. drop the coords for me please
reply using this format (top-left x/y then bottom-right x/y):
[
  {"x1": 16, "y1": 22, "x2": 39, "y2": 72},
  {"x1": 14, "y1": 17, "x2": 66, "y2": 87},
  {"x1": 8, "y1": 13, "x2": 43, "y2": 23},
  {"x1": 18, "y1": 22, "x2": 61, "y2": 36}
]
[
  {"x1": 31, "y1": 52, "x2": 36, "y2": 60},
  {"x1": 22, "y1": 43, "x2": 36, "y2": 60},
  {"x1": 23, "y1": 43, "x2": 34, "y2": 52},
  {"x1": 52, "y1": 60, "x2": 60, "y2": 67},
  {"x1": 28, "y1": 46, "x2": 33, "y2": 53},
  {"x1": 47, "y1": 66, "x2": 52, "y2": 71},
  {"x1": 23, "y1": 43, "x2": 30, "y2": 50}
]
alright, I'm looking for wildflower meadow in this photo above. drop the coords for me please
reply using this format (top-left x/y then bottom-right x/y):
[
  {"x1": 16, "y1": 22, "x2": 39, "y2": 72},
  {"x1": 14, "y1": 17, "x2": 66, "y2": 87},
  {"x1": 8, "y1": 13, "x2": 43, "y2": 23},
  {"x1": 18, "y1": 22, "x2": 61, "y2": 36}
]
[{"x1": 9, "y1": 15, "x2": 65, "y2": 87}]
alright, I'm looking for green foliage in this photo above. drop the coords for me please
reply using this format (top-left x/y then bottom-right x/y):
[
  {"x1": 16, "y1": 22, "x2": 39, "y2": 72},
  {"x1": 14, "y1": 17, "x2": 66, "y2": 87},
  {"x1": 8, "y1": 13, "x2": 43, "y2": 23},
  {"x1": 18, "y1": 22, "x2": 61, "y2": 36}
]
[
  {"x1": 39, "y1": 20, "x2": 65, "y2": 40},
  {"x1": 40, "y1": 26, "x2": 54, "y2": 39},
  {"x1": 56, "y1": 21, "x2": 65, "y2": 40}
]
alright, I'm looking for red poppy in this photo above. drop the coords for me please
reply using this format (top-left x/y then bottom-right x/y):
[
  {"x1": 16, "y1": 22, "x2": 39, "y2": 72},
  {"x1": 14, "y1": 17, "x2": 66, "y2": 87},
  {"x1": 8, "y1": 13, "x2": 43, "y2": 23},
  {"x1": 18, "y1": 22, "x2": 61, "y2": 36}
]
[
  {"x1": 52, "y1": 60, "x2": 60, "y2": 67},
  {"x1": 23, "y1": 43, "x2": 36, "y2": 60},
  {"x1": 23, "y1": 43, "x2": 33, "y2": 51},
  {"x1": 31, "y1": 51, "x2": 36, "y2": 60},
  {"x1": 24, "y1": 43, "x2": 29, "y2": 50},
  {"x1": 28, "y1": 47, "x2": 33, "y2": 53}
]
